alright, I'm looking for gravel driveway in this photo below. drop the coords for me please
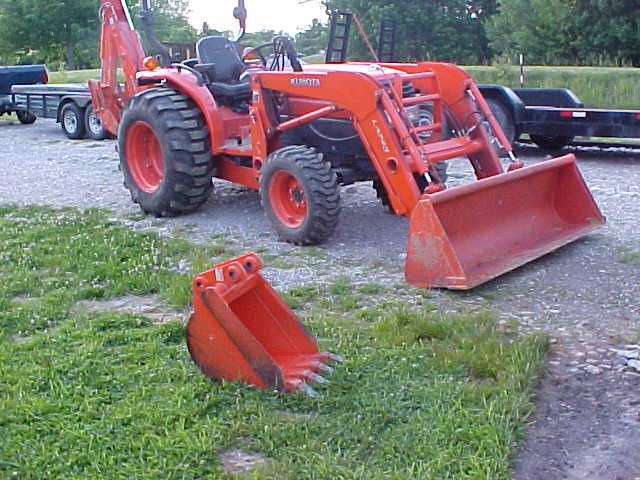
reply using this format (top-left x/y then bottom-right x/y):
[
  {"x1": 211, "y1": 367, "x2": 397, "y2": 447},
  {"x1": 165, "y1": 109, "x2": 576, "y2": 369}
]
[{"x1": 2, "y1": 117, "x2": 639, "y2": 479}]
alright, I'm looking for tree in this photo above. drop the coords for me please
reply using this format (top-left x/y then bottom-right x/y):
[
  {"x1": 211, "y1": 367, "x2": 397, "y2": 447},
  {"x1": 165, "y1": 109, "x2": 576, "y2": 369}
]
[
  {"x1": 487, "y1": 0, "x2": 640, "y2": 65},
  {"x1": 295, "y1": 18, "x2": 328, "y2": 56},
  {"x1": 0, "y1": 0, "x2": 198, "y2": 68},
  {"x1": 135, "y1": 0, "x2": 197, "y2": 43},
  {"x1": 0, "y1": 0, "x2": 98, "y2": 69},
  {"x1": 323, "y1": 0, "x2": 495, "y2": 64}
]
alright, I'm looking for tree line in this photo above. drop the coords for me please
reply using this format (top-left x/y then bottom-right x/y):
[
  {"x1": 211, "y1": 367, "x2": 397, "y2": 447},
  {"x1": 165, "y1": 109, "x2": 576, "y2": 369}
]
[
  {"x1": 0, "y1": 0, "x2": 638, "y2": 68},
  {"x1": 322, "y1": 0, "x2": 640, "y2": 66},
  {"x1": 0, "y1": 0, "x2": 196, "y2": 69}
]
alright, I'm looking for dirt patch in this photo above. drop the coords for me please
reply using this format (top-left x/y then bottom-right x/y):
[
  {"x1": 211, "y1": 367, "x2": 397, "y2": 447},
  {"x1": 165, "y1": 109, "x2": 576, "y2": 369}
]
[
  {"x1": 10, "y1": 295, "x2": 33, "y2": 304},
  {"x1": 217, "y1": 447, "x2": 267, "y2": 473},
  {"x1": 513, "y1": 343, "x2": 640, "y2": 480},
  {"x1": 73, "y1": 294, "x2": 187, "y2": 324}
]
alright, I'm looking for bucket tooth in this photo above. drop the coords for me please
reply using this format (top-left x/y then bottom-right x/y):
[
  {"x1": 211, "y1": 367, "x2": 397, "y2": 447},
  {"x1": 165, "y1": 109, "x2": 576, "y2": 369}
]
[
  {"x1": 304, "y1": 371, "x2": 330, "y2": 385},
  {"x1": 186, "y1": 253, "x2": 341, "y2": 394},
  {"x1": 317, "y1": 363, "x2": 335, "y2": 374},
  {"x1": 328, "y1": 353, "x2": 345, "y2": 363},
  {"x1": 295, "y1": 381, "x2": 321, "y2": 398}
]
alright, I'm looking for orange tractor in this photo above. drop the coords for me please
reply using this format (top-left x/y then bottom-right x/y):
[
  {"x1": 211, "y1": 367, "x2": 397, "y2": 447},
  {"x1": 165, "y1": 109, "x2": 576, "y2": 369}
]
[{"x1": 89, "y1": 1, "x2": 603, "y2": 392}]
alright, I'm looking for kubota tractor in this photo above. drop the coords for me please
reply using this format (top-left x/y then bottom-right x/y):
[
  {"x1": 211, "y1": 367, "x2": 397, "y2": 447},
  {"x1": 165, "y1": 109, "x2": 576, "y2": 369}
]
[
  {"x1": 88, "y1": 0, "x2": 603, "y2": 394},
  {"x1": 90, "y1": 0, "x2": 604, "y2": 291}
]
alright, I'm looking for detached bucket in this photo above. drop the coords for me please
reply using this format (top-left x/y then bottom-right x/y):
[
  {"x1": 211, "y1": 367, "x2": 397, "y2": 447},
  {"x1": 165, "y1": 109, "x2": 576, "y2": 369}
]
[
  {"x1": 186, "y1": 253, "x2": 341, "y2": 396},
  {"x1": 406, "y1": 154, "x2": 605, "y2": 290}
]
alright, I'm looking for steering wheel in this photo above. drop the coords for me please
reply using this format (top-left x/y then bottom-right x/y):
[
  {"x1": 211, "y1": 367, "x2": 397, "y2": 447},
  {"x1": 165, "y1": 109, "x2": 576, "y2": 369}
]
[
  {"x1": 242, "y1": 36, "x2": 302, "y2": 72},
  {"x1": 242, "y1": 41, "x2": 271, "y2": 67}
]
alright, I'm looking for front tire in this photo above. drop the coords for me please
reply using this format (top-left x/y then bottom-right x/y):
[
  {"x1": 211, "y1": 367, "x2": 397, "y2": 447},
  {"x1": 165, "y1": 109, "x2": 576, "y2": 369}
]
[
  {"x1": 118, "y1": 87, "x2": 214, "y2": 217},
  {"x1": 260, "y1": 145, "x2": 340, "y2": 245},
  {"x1": 486, "y1": 97, "x2": 516, "y2": 148}
]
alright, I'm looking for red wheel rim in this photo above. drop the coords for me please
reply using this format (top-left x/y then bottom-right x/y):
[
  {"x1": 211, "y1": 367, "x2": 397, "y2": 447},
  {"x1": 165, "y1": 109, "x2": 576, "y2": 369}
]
[
  {"x1": 125, "y1": 121, "x2": 164, "y2": 193},
  {"x1": 268, "y1": 171, "x2": 307, "y2": 228}
]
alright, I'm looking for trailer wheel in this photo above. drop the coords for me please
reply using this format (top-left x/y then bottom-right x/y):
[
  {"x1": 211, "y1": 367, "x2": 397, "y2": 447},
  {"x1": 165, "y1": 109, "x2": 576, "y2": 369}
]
[
  {"x1": 486, "y1": 98, "x2": 516, "y2": 147},
  {"x1": 84, "y1": 104, "x2": 107, "y2": 140},
  {"x1": 16, "y1": 110, "x2": 36, "y2": 124},
  {"x1": 118, "y1": 87, "x2": 214, "y2": 217},
  {"x1": 530, "y1": 135, "x2": 573, "y2": 151},
  {"x1": 60, "y1": 102, "x2": 86, "y2": 139},
  {"x1": 260, "y1": 145, "x2": 340, "y2": 245}
]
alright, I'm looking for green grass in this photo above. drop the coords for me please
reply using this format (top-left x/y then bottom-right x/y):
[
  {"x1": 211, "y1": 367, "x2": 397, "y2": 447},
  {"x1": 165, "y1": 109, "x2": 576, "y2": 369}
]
[
  {"x1": 0, "y1": 206, "x2": 547, "y2": 479},
  {"x1": 464, "y1": 65, "x2": 640, "y2": 109},
  {"x1": 48, "y1": 69, "x2": 101, "y2": 84},
  {"x1": 618, "y1": 245, "x2": 640, "y2": 265}
]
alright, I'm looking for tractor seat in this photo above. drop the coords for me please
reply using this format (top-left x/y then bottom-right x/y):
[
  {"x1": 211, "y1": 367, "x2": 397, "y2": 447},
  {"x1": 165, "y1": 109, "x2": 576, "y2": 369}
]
[{"x1": 195, "y1": 36, "x2": 251, "y2": 101}]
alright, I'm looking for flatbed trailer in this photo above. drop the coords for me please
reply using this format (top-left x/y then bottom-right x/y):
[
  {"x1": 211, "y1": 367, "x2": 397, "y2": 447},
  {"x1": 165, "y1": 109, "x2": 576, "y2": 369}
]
[
  {"x1": 9, "y1": 83, "x2": 107, "y2": 140},
  {"x1": 479, "y1": 85, "x2": 640, "y2": 150}
]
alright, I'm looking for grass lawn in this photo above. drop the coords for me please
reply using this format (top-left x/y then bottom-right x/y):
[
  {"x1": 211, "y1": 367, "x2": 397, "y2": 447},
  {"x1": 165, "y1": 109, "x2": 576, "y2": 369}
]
[
  {"x1": 48, "y1": 69, "x2": 101, "y2": 84},
  {"x1": 0, "y1": 206, "x2": 546, "y2": 479}
]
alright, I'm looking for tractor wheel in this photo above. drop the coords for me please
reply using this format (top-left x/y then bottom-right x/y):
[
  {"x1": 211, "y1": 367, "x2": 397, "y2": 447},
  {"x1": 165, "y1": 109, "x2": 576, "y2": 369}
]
[
  {"x1": 486, "y1": 97, "x2": 516, "y2": 148},
  {"x1": 84, "y1": 104, "x2": 108, "y2": 140},
  {"x1": 260, "y1": 145, "x2": 340, "y2": 245},
  {"x1": 118, "y1": 87, "x2": 214, "y2": 217},
  {"x1": 16, "y1": 110, "x2": 36, "y2": 124},
  {"x1": 530, "y1": 134, "x2": 573, "y2": 151},
  {"x1": 60, "y1": 103, "x2": 86, "y2": 139}
]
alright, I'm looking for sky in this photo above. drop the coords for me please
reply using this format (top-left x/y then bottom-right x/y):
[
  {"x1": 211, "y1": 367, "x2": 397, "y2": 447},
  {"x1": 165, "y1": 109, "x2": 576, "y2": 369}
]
[{"x1": 188, "y1": 0, "x2": 327, "y2": 34}]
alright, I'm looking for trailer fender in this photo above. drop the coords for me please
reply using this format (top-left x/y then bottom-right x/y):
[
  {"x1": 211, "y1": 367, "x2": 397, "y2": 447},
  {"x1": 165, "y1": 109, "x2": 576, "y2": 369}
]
[
  {"x1": 512, "y1": 88, "x2": 583, "y2": 108},
  {"x1": 478, "y1": 85, "x2": 526, "y2": 142}
]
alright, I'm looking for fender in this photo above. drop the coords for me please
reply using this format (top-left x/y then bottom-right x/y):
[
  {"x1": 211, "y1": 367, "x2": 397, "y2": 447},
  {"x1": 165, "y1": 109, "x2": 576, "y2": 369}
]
[
  {"x1": 478, "y1": 84, "x2": 526, "y2": 124},
  {"x1": 137, "y1": 68, "x2": 226, "y2": 154}
]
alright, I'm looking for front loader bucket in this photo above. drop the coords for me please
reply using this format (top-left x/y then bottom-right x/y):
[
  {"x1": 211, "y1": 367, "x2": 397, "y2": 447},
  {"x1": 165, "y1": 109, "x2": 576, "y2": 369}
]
[
  {"x1": 406, "y1": 154, "x2": 605, "y2": 290},
  {"x1": 186, "y1": 253, "x2": 341, "y2": 396}
]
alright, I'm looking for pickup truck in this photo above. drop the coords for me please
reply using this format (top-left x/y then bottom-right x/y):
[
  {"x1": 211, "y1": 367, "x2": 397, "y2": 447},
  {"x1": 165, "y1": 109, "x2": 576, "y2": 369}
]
[{"x1": 0, "y1": 64, "x2": 48, "y2": 124}]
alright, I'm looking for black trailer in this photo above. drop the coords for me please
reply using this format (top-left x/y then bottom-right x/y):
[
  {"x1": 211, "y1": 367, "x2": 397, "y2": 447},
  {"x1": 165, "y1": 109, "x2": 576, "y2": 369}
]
[
  {"x1": 9, "y1": 83, "x2": 107, "y2": 140},
  {"x1": 479, "y1": 85, "x2": 640, "y2": 150},
  {"x1": 0, "y1": 64, "x2": 48, "y2": 124}
]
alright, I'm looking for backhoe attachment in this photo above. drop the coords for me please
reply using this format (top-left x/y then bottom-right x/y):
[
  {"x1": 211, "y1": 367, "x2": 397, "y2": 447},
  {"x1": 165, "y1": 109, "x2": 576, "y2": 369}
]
[{"x1": 186, "y1": 254, "x2": 341, "y2": 396}]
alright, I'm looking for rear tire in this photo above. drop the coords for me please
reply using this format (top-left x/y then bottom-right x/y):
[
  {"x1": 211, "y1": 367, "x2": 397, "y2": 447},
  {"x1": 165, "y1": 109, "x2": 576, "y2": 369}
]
[
  {"x1": 486, "y1": 97, "x2": 516, "y2": 148},
  {"x1": 118, "y1": 87, "x2": 214, "y2": 217},
  {"x1": 60, "y1": 103, "x2": 86, "y2": 139},
  {"x1": 16, "y1": 110, "x2": 36, "y2": 124},
  {"x1": 84, "y1": 104, "x2": 107, "y2": 140},
  {"x1": 530, "y1": 134, "x2": 573, "y2": 150},
  {"x1": 260, "y1": 145, "x2": 340, "y2": 245}
]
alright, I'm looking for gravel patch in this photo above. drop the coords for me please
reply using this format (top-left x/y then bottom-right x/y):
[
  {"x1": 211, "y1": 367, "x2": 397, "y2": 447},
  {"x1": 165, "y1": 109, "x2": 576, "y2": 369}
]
[{"x1": 2, "y1": 118, "x2": 639, "y2": 478}]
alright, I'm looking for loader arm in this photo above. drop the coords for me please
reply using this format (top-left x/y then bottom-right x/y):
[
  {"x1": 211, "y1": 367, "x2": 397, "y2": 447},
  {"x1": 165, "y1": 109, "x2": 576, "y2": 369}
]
[
  {"x1": 88, "y1": 0, "x2": 147, "y2": 135},
  {"x1": 252, "y1": 68, "x2": 431, "y2": 215},
  {"x1": 251, "y1": 63, "x2": 507, "y2": 216}
]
